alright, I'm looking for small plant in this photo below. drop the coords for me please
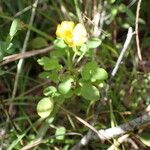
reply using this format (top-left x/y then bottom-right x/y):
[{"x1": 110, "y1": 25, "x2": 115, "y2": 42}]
[
  {"x1": 37, "y1": 21, "x2": 108, "y2": 119},
  {"x1": 0, "y1": 19, "x2": 20, "y2": 61}
]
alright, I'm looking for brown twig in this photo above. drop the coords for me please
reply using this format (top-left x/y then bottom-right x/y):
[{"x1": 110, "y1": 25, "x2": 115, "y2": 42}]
[
  {"x1": 0, "y1": 45, "x2": 53, "y2": 66},
  {"x1": 71, "y1": 111, "x2": 150, "y2": 150}
]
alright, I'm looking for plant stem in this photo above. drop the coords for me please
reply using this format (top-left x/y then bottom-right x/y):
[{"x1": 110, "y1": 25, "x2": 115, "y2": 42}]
[{"x1": 66, "y1": 49, "x2": 72, "y2": 72}]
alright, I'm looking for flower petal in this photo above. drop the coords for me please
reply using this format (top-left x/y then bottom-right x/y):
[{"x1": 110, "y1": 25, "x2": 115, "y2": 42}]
[{"x1": 73, "y1": 23, "x2": 87, "y2": 46}]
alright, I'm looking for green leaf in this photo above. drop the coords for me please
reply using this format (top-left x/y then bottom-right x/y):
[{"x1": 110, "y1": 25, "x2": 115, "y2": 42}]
[
  {"x1": 43, "y1": 86, "x2": 57, "y2": 97},
  {"x1": 37, "y1": 97, "x2": 54, "y2": 118},
  {"x1": 55, "y1": 126, "x2": 66, "y2": 140},
  {"x1": 74, "y1": 86, "x2": 82, "y2": 96},
  {"x1": 39, "y1": 71, "x2": 59, "y2": 82},
  {"x1": 81, "y1": 61, "x2": 108, "y2": 82},
  {"x1": 81, "y1": 61, "x2": 97, "y2": 80},
  {"x1": 109, "y1": 0, "x2": 116, "y2": 3},
  {"x1": 111, "y1": 7, "x2": 118, "y2": 17},
  {"x1": 80, "y1": 44, "x2": 89, "y2": 53},
  {"x1": 91, "y1": 68, "x2": 108, "y2": 82},
  {"x1": 126, "y1": 9, "x2": 135, "y2": 24},
  {"x1": 39, "y1": 71, "x2": 51, "y2": 79},
  {"x1": 0, "y1": 41, "x2": 8, "y2": 51},
  {"x1": 6, "y1": 43, "x2": 14, "y2": 54},
  {"x1": 138, "y1": 132, "x2": 150, "y2": 147},
  {"x1": 50, "y1": 48, "x2": 66, "y2": 58},
  {"x1": 0, "y1": 41, "x2": 15, "y2": 60},
  {"x1": 30, "y1": 37, "x2": 48, "y2": 49},
  {"x1": 118, "y1": 4, "x2": 127, "y2": 13},
  {"x1": 63, "y1": 90, "x2": 73, "y2": 99},
  {"x1": 87, "y1": 38, "x2": 102, "y2": 49},
  {"x1": 54, "y1": 38, "x2": 67, "y2": 49},
  {"x1": 37, "y1": 57, "x2": 62, "y2": 71},
  {"x1": 55, "y1": 96, "x2": 65, "y2": 105},
  {"x1": 48, "y1": 71, "x2": 59, "y2": 82},
  {"x1": 81, "y1": 83, "x2": 99, "y2": 101},
  {"x1": 9, "y1": 19, "x2": 20, "y2": 40},
  {"x1": 58, "y1": 78, "x2": 73, "y2": 94},
  {"x1": 0, "y1": 41, "x2": 6, "y2": 60}
]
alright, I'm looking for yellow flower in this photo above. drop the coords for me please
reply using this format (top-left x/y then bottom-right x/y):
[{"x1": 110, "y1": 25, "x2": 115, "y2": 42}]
[
  {"x1": 73, "y1": 23, "x2": 87, "y2": 46},
  {"x1": 56, "y1": 21, "x2": 87, "y2": 47}
]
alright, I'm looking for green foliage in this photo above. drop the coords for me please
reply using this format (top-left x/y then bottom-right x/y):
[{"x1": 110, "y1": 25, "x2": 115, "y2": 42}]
[
  {"x1": 0, "y1": 41, "x2": 13, "y2": 60},
  {"x1": 37, "y1": 97, "x2": 54, "y2": 118},
  {"x1": 37, "y1": 35, "x2": 108, "y2": 118},
  {"x1": 37, "y1": 57, "x2": 62, "y2": 71},
  {"x1": 58, "y1": 78, "x2": 73, "y2": 95},
  {"x1": 80, "y1": 83, "x2": 100, "y2": 101},
  {"x1": 1, "y1": 1, "x2": 149, "y2": 149},
  {"x1": 9, "y1": 19, "x2": 20, "y2": 41},
  {"x1": 81, "y1": 61, "x2": 98, "y2": 80},
  {"x1": 0, "y1": 19, "x2": 20, "y2": 60},
  {"x1": 86, "y1": 38, "x2": 102, "y2": 49},
  {"x1": 30, "y1": 37, "x2": 48, "y2": 49},
  {"x1": 54, "y1": 38, "x2": 67, "y2": 49},
  {"x1": 55, "y1": 126, "x2": 66, "y2": 140},
  {"x1": 81, "y1": 61, "x2": 108, "y2": 82},
  {"x1": 91, "y1": 68, "x2": 108, "y2": 82},
  {"x1": 43, "y1": 86, "x2": 58, "y2": 97}
]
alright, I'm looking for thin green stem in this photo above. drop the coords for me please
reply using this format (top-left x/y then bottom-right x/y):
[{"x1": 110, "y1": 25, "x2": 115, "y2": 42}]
[
  {"x1": 72, "y1": 52, "x2": 77, "y2": 62},
  {"x1": 72, "y1": 46, "x2": 78, "y2": 62},
  {"x1": 66, "y1": 49, "x2": 72, "y2": 72}
]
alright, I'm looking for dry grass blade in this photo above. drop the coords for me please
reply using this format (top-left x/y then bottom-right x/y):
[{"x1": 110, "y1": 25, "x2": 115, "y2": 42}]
[
  {"x1": 135, "y1": 0, "x2": 142, "y2": 61},
  {"x1": 1, "y1": 45, "x2": 53, "y2": 66}
]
